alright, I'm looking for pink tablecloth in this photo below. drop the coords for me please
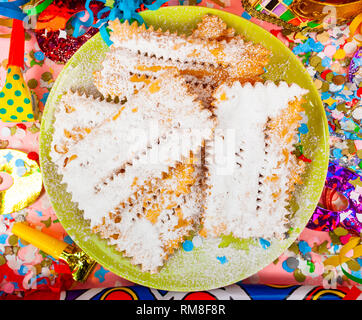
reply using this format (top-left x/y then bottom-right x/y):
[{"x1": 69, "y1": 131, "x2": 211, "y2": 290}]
[{"x1": 0, "y1": 0, "x2": 361, "y2": 298}]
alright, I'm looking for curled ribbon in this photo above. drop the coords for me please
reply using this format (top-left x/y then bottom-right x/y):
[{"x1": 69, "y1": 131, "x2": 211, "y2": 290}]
[
  {"x1": 0, "y1": 0, "x2": 30, "y2": 21},
  {"x1": 71, "y1": 0, "x2": 168, "y2": 46},
  {"x1": 324, "y1": 237, "x2": 362, "y2": 284}
]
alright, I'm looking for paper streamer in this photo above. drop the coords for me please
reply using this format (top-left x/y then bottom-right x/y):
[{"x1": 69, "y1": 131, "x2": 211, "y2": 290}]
[
  {"x1": 71, "y1": 0, "x2": 168, "y2": 45},
  {"x1": 324, "y1": 237, "x2": 362, "y2": 284},
  {"x1": 0, "y1": 0, "x2": 30, "y2": 21}
]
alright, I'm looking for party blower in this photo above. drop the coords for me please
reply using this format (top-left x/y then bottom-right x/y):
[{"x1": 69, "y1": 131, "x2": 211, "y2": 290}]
[
  {"x1": 0, "y1": 18, "x2": 36, "y2": 122},
  {"x1": 12, "y1": 222, "x2": 97, "y2": 282}
]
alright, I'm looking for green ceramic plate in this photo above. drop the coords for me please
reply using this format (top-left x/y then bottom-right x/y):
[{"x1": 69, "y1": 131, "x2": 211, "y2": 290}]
[{"x1": 39, "y1": 6, "x2": 329, "y2": 291}]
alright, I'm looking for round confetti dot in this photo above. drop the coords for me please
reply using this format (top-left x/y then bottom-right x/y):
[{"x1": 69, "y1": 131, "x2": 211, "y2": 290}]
[
  {"x1": 1, "y1": 127, "x2": 11, "y2": 137},
  {"x1": 329, "y1": 83, "x2": 343, "y2": 93},
  {"x1": 13, "y1": 74, "x2": 20, "y2": 80},
  {"x1": 27, "y1": 151, "x2": 39, "y2": 161},
  {"x1": 10, "y1": 115, "x2": 17, "y2": 120},
  {"x1": 282, "y1": 260, "x2": 294, "y2": 273},
  {"x1": 324, "y1": 45, "x2": 336, "y2": 57},
  {"x1": 5, "y1": 83, "x2": 12, "y2": 89},
  {"x1": 344, "y1": 41, "x2": 357, "y2": 55},
  {"x1": 27, "y1": 113, "x2": 34, "y2": 119},
  {"x1": 41, "y1": 72, "x2": 52, "y2": 82},
  {"x1": 333, "y1": 49, "x2": 346, "y2": 60},
  {"x1": 0, "y1": 255, "x2": 6, "y2": 266},
  {"x1": 352, "y1": 107, "x2": 362, "y2": 120},
  {"x1": 7, "y1": 99, "x2": 13, "y2": 105},
  {"x1": 0, "y1": 92, "x2": 4, "y2": 98},
  {"x1": 332, "y1": 75, "x2": 346, "y2": 85},
  {"x1": 182, "y1": 240, "x2": 194, "y2": 252},
  {"x1": 192, "y1": 235, "x2": 203, "y2": 247},
  {"x1": 314, "y1": 79, "x2": 322, "y2": 89},
  {"x1": 27, "y1": 79, "x2": 38, "y2": 89},
  {"x1": 298, "y1": 240, "x2": 311, "y2": 255},
  {"x1": 14, "y1": 90, "x2": 21, "y2": 97},
  {"x1": 34, "y1": 50, "x2": 45, "y2": 61},
  {"x1": 16, "y1": 107, "x2": 23, "y2": 113},
  {"x1": 325, "y1": 72, "x2": 334, "y2": 82},
  {"x1": 15, "y1": 159, "x2": 25, "y2": 167},
  {"x1": 0, "y1": 108, "x2": 7, "y2": 114},
  {"x1": 24, "y1": 98, "x2": 30, "y2": 104},
  {"x1": 286, "y1": 257, "x2": 299, "y2": 270}
]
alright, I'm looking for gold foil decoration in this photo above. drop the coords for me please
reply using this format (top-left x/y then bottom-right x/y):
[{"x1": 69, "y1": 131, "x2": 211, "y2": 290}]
[
  {"x1": 12, "y1": 222, "x2": 97, "y2": 282},
  {"x1": 59, "y1": 245, "x2": 98, "y2": 282},
  {"x1": 242, "y1": 0, "x2": 362, "y2": 32},
  {"x1": 0, "y1": 149, "x2": 42, "y2": 214}
]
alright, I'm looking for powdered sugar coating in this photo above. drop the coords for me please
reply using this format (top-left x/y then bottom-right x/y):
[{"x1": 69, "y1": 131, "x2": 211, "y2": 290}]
[
  {"x1": 202, "y1": 81, "x2": 308, "y2": 239},
  {"x1": 51, "y1": 72, "x2": 214, "y2": 227}
]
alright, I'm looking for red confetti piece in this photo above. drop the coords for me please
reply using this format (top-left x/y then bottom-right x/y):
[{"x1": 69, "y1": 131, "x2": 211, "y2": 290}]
[
  {"x1": 27, "y1": 151, "x2": 39, "y2": 161},
  {"x1": 298, "y1": 154, "x2": 312, "y2": 163},
  {"x1": 357, "y1": 87, "x2": 362, "y2": 98},
  {"x1": 16, "y1": 123, "x2": 26, "y2": 130},
  {"x1": 321, "y1": 69, "x2": 332, "y2": 80}
]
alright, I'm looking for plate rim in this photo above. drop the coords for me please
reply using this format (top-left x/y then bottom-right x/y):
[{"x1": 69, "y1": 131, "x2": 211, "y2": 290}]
[{"x1": 39, "y1": 6, "x2": 330, "y2": 292}]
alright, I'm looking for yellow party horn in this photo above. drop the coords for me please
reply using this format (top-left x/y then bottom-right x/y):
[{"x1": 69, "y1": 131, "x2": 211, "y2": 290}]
[
  {"x1": 12, "y1": 222, "x2": 97, "y2": 282},
  {"x1": 0, "y1": 18, "x2": 36, "y2": 122}
]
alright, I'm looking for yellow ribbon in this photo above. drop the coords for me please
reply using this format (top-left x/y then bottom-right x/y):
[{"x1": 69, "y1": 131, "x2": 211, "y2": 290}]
[
  {"x1": 349, "y1": 13, "x2": 362, "y2": 45},
  {"x1": 324, "y1": 237, "x2": 362, "y2": 267},
  {"x1": 324, "y1": 236, "x2": 362, "y2": 283}
]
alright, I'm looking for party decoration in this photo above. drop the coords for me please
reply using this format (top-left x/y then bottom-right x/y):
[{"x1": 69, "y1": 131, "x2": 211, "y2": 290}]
[
  {"x1": 71, "y1": 0, "x2": 168, "y2": 46},
  {"x1": 241, "y1": 0, "x2": 362, "y2": 32},
  {"x1": 1, "y1": 283, "x2": 361, "y2": 300},
  {"x1": 0, "y1": 149, "x2": 42, "y2": 215},
  {"x1": 0, "y1": 0, "x2": 29, "y2": 21},
  {"x1": 348, "y1": 47, "x2": 361, "y2": 85},
  {"x1": 0, "y1": 19, "x2": 36, "y2": 122},
  {"x1": 324, "y1": 236, "x2": 362, "y2": 284},
  {"x1": 307, "y1": 163, "x2": 362, "y2": 235},
  {"x1": 12, "y1": 222, "x2": 97, "y2": 282}
]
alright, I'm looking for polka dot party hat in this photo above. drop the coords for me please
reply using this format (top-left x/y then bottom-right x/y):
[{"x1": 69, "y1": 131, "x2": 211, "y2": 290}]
[{"x1": 0, "y1": 19, "x2": 35, "y2": 122}]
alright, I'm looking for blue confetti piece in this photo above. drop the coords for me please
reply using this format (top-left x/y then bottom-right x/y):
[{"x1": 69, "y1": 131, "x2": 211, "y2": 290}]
[
  {"x1": 321, "y1": 56, "x2": 331, "y2": 67},
  {"x1": 298, "y1": 240, "x2": 311, "y2": 255},
  {"x1": 18, "y1": 265, "x2": 28, "y2": 276},
  {"x1": 182, "y1": 240, "x2": 193, "y2": 252},
  {"x1": 40, "y1": 92, "x2": 49, "y2": 106},
  {"x1": 35, "y1": 210, "x2": 42, "y2": 217},
  {"x1": 72, "y1": 0, "x2": 168, "y2": 46},
  {"x1": 94, "y1": 266, "x2": 109, "y2": 283},
  {"x1": 63, "y1": 235, "x2": 74, "y2": 245},
  {"x1": 282, "y1": 260, "x2": 294, "y2": 273},
  {"x1": 216, "y1": 256, "x2": 228, "y2": 264},
  {"x1": 333, "y1": 148, "x2": 343, "y2": 159},
  {"x1": 17, "y1": 238, "x2": 27, "y2": 248},
  {"x1": 14, "y1": 158, "x2": 25, "y2": 167},
  {"x1": 34, "y1": 50, "x2": 45, "y2": 61},
  {"x1": 298, "y1": 123, "x2": 309, "y2": 135},
  {"x1": 321, "y1": 92, "x2": 332, "y2": 100},
  {"x1": 3, "y1": 152, "x2": 13, "y2": 162},
  {"x1": 241, "y1": 11, "x2": 251, "y2": 20},
  {"x1": 259, "y1": 238, "x2": 271, "y2": 249},
  {"x1": 0, "y1": 234, "x2": 8, "y2": 244}
]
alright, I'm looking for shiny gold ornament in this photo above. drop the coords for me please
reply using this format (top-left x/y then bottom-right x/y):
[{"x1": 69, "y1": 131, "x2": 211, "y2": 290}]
[
  {"x1": 242, "y1": 0, "x2": 362, "y2": 32},
  {"x1": 0, "y1": 149, "x2": 42, "y2": 215}
]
